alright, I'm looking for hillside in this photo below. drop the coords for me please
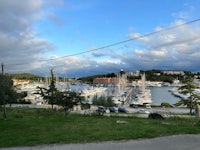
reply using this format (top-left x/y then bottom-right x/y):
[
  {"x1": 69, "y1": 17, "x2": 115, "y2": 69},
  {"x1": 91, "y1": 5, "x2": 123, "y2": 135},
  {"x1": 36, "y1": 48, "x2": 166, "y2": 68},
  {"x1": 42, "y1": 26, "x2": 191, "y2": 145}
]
[{"x1": 8, "y1": 73, "x2": 43, "y2": 81}]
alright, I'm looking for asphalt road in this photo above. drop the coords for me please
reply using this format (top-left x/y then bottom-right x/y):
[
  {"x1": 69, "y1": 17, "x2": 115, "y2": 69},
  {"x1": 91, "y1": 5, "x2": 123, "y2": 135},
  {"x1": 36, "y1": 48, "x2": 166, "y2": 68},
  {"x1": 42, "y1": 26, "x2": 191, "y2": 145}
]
[{"x1": 1, "y1": 134, "x2": 200, "y2": 150}]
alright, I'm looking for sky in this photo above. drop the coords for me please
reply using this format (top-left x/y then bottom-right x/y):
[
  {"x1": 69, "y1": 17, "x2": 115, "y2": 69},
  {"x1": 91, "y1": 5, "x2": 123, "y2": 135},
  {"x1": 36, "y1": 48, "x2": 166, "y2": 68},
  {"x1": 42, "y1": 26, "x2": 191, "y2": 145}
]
[{"x1": 1, "y1": 0, "x2": 200, "y2": 77}]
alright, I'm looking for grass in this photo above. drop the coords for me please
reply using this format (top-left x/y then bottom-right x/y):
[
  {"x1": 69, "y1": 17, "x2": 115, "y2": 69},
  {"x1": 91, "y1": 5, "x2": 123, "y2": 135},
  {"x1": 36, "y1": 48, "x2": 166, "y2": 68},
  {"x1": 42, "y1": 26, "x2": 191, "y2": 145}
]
[{"x1": 0, "y1": 108, "x2": 200, "y2": 147}]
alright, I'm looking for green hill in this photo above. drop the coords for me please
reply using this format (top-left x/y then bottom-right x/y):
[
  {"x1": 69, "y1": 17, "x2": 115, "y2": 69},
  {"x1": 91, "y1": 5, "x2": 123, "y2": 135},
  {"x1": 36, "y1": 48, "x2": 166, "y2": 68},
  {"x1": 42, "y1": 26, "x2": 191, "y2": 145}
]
[{"x1": 8, "y1": 73, "x2": 43, "y2": 81}]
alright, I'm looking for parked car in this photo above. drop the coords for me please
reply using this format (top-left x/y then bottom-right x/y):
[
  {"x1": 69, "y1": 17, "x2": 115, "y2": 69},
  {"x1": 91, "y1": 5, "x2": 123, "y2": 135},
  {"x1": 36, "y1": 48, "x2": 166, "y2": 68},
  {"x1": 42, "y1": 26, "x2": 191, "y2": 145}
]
[
  {"x1": 130, "y1": 104, "x2": 138, "y2": 108},
  {"x1": 118, "y1": 107, "x2": 129, "y2": 113},
  {"x1": 109, "y1": 107, "x2": 118, "y2": 113},
  {"x1": 145, "y1": 104, "x2": 151, "y2": 109},
  {"x1": 138, "y1": 109, "x2": 150, "y2": 114}
]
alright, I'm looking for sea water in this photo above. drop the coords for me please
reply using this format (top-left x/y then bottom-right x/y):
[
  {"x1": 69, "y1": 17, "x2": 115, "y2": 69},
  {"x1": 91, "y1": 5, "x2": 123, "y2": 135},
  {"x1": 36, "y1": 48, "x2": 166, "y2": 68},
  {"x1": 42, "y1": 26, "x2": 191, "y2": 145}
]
[
  {"x1": 62, "y1": 84, "x2": 180, "y2": 106},
  {"x1": 150, "y1": 86, "x2": 180, "y2": 105}
]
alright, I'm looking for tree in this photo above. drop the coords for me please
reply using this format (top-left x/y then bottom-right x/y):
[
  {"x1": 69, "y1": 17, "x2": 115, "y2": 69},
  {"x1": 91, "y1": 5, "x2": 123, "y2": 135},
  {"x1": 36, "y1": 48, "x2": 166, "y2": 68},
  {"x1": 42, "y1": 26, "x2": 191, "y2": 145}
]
[
  {"x1": 57, "y1": 91, "x2": 82, "y2": 116},
  {"x1": 92, "y1": 95, "x2": 114, "y2": 107},
  {"x1": 161, "y1": 102, "x2": 172, "y2": 108},
  {"x1": 0, "y1": 74, "x2": 18, "y2": 120},
  {"x1": 37, "y1": 69, "x2": 59, "y2": 109},
  {"x1": 175, "y1": 77, "x2": 200, "y2": 115}
]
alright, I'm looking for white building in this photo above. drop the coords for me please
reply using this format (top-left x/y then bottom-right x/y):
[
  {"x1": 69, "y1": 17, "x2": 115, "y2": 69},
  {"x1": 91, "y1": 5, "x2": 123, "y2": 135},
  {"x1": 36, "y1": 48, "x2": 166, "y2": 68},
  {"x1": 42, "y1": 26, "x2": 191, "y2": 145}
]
[{"x1": 162, "y1": 70, "x2": 185, "y2": 75}]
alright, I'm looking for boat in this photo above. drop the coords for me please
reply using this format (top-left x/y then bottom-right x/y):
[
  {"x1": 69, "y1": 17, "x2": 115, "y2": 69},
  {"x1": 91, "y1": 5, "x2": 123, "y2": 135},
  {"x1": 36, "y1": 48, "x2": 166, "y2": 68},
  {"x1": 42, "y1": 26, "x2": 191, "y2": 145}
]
[
  {"x1": 130, "y1": 73, "x2": 152, "y2": 105},
  {"x1": 111, "y1": 71, "x2": 131, "y2": 105},
  {"x1": 16, "y1": 82, "x2": 46, "y2": 105}
]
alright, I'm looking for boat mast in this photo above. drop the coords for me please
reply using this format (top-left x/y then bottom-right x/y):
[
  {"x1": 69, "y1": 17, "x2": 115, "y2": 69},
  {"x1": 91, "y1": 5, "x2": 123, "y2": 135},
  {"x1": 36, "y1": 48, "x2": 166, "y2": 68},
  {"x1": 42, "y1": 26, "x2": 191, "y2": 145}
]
[{"x1": 141, "y1": 73, "x2": 146, "y2": 93}]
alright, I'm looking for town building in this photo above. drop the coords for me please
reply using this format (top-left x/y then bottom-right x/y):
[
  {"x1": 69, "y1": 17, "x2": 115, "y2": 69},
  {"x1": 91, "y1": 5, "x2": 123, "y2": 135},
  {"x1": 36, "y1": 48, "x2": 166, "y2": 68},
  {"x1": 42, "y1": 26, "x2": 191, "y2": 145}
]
[
  {"x1": 13, "y1": 79, "x2": 30, "y2": 86},
  {"x1": 162, "y1": 70, "x2": 185, "y2": 75},
  {"x1": 93, "y1": 77, "x2": 117, "y2": 85}
]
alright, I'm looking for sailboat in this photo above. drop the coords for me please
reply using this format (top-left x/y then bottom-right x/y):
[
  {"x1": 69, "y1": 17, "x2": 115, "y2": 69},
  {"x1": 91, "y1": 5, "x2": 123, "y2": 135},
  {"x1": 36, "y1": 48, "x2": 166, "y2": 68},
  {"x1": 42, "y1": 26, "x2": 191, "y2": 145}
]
[
  {"x1": 130, "y1": 73, "x2": 152, "y2": 106},
  {"x1": 112, "y1": 70, "x2": 129, "y2": 105}
]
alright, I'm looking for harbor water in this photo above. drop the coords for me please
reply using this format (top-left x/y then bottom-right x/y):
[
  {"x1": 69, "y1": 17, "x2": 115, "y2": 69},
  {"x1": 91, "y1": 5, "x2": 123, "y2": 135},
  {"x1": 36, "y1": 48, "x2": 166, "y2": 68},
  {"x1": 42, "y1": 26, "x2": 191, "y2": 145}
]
[
  {"x1": 67, "y1": 84, "x2": 180, "y2": 106},
  {"x1": 150, "y1": 86, "x2": 180, "y2": 105}
]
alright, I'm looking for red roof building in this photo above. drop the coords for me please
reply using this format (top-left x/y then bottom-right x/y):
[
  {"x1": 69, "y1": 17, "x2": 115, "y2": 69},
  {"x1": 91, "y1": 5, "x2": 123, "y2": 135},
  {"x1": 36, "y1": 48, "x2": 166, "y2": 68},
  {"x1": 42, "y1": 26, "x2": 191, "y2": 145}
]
[{"x1": 93, "y1": 77, "x2": 117, "y2": 85}]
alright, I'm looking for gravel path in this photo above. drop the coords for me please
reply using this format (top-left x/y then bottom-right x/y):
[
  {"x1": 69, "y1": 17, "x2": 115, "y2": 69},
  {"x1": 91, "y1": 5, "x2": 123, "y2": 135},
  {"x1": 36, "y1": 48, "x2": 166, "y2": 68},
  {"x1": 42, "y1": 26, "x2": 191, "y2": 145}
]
[{"x1": 1, "y1": 134, "x2": 200, "y2": 150}]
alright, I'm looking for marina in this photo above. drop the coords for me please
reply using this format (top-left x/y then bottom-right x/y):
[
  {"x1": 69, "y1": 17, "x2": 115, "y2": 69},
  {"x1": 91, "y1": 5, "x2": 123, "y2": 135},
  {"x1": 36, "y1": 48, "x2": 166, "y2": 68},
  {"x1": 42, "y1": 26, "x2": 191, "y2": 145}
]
[
  {"x1": 15, "y1": 81, "x2": 182, "y2": 107},
  {"x1": 13, "y1": 71, "x2": 200, "y2": 108},
  {"x1": 129, "y1": 73, "x2": 152, "y2": 106}
]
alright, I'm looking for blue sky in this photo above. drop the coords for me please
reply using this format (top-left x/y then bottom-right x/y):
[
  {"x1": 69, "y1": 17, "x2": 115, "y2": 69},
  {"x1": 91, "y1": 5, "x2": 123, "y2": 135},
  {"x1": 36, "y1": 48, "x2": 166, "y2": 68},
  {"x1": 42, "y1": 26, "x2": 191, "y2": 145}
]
[{"x1": 1, "y1": 0, "x2": 200, "y2": 77}]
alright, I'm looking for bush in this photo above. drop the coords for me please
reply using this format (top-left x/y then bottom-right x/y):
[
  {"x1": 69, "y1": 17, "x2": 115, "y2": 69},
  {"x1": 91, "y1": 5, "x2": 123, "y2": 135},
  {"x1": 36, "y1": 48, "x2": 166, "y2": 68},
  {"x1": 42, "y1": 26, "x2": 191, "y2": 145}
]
[
  {"x1": 149, "y1": 113, "x2": 164, "y2": 119},
  {"x1": 92, "y1": 96, "x2": 114, "y2": 107},
  {"x1": 161, "y1": 102, "x2": 171, "y2": 108}
]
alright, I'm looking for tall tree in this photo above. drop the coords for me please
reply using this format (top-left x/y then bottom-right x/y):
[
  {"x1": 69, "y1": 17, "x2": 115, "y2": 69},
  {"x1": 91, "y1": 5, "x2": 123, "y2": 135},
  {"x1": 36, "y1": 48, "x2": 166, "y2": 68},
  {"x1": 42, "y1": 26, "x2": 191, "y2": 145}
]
[
  {"x1": 175, "y1": 77, "x2": 200, "y2": 115},
  {"x1": 37, "y1": 69, "x2": 59, "y2": 109},
  {"x1": 57, "y1": 91, "x2": 82, "y2": 116},
  {"x1": 0, "y1": 74, "x2": 17, "y2": 120},
  {"x1": 92, "y1": 95, "x2": 114, "y2": 107}
]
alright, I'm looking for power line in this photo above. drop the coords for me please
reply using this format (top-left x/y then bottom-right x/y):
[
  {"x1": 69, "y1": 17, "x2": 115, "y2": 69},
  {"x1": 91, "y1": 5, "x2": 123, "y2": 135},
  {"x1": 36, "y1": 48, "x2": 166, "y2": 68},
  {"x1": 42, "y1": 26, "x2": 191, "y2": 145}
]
[
  {"x1": 5, "y1": 18, "x2": 200, "y2": 68},
  {"x1": 37, "y1": 18, "x2": 200, "y2": 60}
]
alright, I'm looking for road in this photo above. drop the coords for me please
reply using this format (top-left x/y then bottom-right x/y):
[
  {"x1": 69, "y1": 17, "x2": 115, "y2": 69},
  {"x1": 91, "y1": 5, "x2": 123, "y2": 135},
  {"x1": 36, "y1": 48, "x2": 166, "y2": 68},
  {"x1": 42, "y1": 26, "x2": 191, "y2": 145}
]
[{"x1": 1, "y1": 134, "x2": 200, "y2": 150}]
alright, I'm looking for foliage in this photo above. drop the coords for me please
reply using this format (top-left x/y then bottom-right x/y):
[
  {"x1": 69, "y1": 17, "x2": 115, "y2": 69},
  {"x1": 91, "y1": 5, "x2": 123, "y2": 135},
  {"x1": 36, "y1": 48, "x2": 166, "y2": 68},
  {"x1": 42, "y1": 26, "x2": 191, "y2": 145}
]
[
  {"x1": 161, "y1": 102, "x2": 172, "y2": 108},
  {"x1": 37, "y1": 69, "x2": 82, "y2": 115},
  {"x1": 77, "y1": 70, "x2": 196, "y2": 83},
  {"x1": 57, "y1": 91, "x2": 82, "y2": 116},
  {"x1": 37, "y1": 69, "x2": 59, "y2": 109},
  {"x1": 92, "y1": 95, "x2": 114, "y2": 107},
  {"x1": 81, "y1": 102, "x2": 91, "y2": 110},
  {"x1": 9, "y1": 73, "x2": 43, "y2": 81},
  {"x1": 17, "y1": 99, "x2": 31, "y2": 104},
  {"x1": 175, "y1": 77, "x2": 200, "y2": 115},
  {"x1": 148, "y1": 113, "x2": 164, "y2": 119},
  {"x1": 0, "y1": 74, "x2": 18, "y2": 120},
  {"x1": 144, "y1": 70, "x2": 175, "y2": 83},
  {"x1": 120, "y1": 69, "x2": 185, "y2": 83}
]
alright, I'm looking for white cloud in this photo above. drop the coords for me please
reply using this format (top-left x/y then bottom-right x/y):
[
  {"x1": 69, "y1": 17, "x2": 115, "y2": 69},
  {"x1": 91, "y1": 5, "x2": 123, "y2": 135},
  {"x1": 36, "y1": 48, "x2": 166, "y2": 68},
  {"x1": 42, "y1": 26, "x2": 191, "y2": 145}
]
[
  {"x1": 134, "y1": 49, "x2": 145, "y2": 55},
  {"x1": 150, "y1": 50, "x2": 166, "y2": 58},
  {"x1": 125, "y1": 19, "x2": 200, "y2": 72},
  {"x1": 0, "y1": 0, "x2": 59, "y2": 74},
  {"x1": 172, "y1": 11, "x2": 190, "y2": 19},
  {"x1": 129, "y1": 33, "x2": 150, "y2": 42},
  {"x1": 41, "y1": 18, "x2": 200, "y2": 76},
  {"x1": 1, "y1": 0, "x2": 200, "y2": 77}
]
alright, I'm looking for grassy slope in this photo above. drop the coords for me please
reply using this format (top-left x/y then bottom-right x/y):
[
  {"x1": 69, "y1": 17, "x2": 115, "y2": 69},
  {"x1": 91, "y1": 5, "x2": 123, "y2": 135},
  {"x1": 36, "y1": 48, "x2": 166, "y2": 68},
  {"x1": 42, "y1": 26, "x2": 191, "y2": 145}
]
[{"x1": 0, "y1": 108, "x2": 200, "y2": 147}]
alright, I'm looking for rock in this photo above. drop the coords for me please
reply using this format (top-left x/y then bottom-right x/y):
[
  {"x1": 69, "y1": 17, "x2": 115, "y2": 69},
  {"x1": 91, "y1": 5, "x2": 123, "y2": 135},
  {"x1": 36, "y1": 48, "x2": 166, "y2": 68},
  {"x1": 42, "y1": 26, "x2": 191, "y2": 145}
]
[{"x1": 116, "y1": 120, "x2": 128, "y2": 124}]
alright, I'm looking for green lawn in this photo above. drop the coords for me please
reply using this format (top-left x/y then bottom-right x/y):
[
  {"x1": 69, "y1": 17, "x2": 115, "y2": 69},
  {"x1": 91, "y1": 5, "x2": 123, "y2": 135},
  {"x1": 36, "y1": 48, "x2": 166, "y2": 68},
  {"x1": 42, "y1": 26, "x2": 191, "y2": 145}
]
[{"x1": 0, "y1": 108, "x2": 200, "y2": 147}]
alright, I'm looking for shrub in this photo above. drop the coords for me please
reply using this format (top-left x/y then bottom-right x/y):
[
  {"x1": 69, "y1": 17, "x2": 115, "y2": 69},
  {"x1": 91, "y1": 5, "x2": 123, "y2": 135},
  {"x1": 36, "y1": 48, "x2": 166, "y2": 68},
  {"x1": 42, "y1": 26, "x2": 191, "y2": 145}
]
[
  {"x1": 149, "y1": 113, "x2": 164, "y2": 119},
  {"x1": 161, "y1": 102, "x2": 171, "y2": 108}
]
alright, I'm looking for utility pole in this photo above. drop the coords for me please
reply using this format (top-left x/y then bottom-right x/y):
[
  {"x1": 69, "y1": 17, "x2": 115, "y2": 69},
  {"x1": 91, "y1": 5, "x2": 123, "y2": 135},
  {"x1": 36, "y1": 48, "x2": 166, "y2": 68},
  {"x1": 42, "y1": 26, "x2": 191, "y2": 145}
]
[
  {"x1": 1, "y1": 63, "x2": 4, "y2": 75},
  {"x1": 1, "y1": 63, "x2": 6, "y2": 120}
]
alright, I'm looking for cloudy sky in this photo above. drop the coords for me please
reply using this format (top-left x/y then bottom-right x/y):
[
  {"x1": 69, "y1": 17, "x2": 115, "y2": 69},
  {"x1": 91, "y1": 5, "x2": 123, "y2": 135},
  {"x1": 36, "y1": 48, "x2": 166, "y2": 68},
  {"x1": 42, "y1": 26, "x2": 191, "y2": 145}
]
[{"x1": 1, "y1": 0, "x2": 200, "y2": 77}]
